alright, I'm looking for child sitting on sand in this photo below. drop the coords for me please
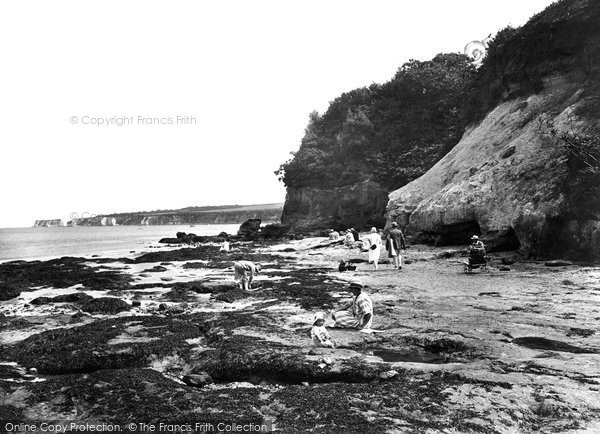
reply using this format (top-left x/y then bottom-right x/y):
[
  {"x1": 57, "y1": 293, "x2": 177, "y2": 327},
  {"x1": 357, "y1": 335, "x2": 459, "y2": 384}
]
[{"x1": 311, "y1": 312, "x2": 334, "y2": 348}]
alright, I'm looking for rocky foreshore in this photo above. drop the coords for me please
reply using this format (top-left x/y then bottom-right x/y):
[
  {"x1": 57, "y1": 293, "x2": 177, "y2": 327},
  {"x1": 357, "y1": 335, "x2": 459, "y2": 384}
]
[{"x1": 1, "y1": 234, "x2": 599, "y2": 432}]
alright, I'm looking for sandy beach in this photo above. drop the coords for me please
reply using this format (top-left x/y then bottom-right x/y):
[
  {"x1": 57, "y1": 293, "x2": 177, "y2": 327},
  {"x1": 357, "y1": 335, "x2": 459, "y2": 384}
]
[{"x1": 1, "y1": 234, "x2": 599, "y2": 432}]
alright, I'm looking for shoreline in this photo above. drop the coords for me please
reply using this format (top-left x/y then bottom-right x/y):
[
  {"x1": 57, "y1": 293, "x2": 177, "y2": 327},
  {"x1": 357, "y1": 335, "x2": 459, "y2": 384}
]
[
  {"x1": 1, "y1": 234, "x2": 599, "y2": 431},
  {"x1": 0, "y1": 223, "x2": 246, "y2": 263}
]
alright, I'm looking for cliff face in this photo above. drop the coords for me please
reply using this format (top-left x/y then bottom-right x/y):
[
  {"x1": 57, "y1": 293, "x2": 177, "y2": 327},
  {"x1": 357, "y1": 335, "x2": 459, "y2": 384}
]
[
  {"x1": 387, "y1": 0, "x2": 600, "y2": 260},
  {"x1": 281, "y1": 180, "x2": 388, "y2": 231},
  {"x1": 33, "y1": 219, "x2": 64, "y2": 227},
  {"x1": 279, "y1": 54, "x2": 476, "y2": 231}
]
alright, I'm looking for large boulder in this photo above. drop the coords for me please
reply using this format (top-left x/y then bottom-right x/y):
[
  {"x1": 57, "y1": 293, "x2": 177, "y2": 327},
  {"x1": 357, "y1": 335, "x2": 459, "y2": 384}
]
[{"x1": 237, "y1": 218, "x2": 262, "y2": 237}]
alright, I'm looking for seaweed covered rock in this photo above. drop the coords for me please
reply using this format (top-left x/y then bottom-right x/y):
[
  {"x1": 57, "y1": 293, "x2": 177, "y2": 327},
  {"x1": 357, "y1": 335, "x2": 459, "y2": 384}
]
[
  {"x1": 260, "y1": 223, "x2": 290, "y2": 239},
  {"x1": 0, "y1": 257, "x2": 133, "y2": 301},
  {"x1": 81, "y1": 297, "x2": 131, "y2": 314},
  {"x1": 0, "y1": 283, "x2": 24, "y2": 301},
  {"x1": 6, "y1": 316, "x2": 204, "y2": 374},
  {"x1": 197, "y1": 335, "x2": 385, "y2": 385},
  {"x1": 30, "y1": 292, "x2": 93, "y2": 305}
]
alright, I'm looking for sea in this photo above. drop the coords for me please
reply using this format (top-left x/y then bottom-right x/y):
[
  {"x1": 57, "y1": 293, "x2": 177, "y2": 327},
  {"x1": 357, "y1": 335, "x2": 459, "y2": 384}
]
[{"x1": 0, "y1": 224, "x2": 244, "y2": 262}]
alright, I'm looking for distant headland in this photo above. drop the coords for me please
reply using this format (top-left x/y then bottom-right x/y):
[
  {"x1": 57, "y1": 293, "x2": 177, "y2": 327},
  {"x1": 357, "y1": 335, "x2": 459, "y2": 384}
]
[{"x1": 33, "y1": 203, "x2": 283, "y2": 227}]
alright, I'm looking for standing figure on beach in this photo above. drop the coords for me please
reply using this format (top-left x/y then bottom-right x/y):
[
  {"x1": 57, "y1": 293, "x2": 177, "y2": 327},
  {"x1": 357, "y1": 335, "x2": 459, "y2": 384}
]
[
  {"x1": 332, "y1": 284, "x2": 373, "y2": 330},
  {"x1": 385, "y1": 222, "x2": 407, "y2": 270},
  {"x1": 328, "y1": 229, "x2": 340, "y2": 241},
  {"x1": 364, "y1": 227, "x2": 382, "y2": 271},
  {"x1": 233, "y1": 260, "x2": 261, "y2": 290},
  {"x1": 311, "y1": 312, "x2": 335, "y2": 348},
  {"x1": 350, "y1": 228, "x2": 360, "y2": 242}
]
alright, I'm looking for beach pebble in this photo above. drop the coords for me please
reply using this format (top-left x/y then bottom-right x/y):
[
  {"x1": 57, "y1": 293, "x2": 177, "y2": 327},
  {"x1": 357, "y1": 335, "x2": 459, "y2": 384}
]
[
  {"x1": 379, "y1": 370, "x2": 399, "y2": 380},
  {"x1": 182, "y1": 372, "x2": 214, "y2": 388},
  {"x1": 545, "y1": 260, "x2": 573, "y2": 267},
  {"x1": 167, "y1": 305, "x2": 185, "y2": 314}
]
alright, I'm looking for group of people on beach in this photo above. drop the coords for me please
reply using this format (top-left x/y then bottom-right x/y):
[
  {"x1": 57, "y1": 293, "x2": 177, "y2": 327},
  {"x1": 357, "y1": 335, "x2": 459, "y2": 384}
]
[
  {"x1": 231, "y1": 223, "x2": 490, "y2": 346},
  {"x1": 231, "y1": 257, "x2": 373, "y2": 347},
  {"x1": 332, "y1": 222, "x2": 407, "y2": 271},
  {"x1": 231, "y1": 226, "x2": 487, "y2": 348},
  {"x1": 310, "y1": 283, "x2": 373, "y2": 348}
]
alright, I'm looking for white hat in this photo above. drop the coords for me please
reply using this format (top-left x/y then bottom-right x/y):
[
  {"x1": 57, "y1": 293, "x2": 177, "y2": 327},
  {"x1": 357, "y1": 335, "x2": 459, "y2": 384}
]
[
  {"x1": 313, "y1": 312, "x2": 324, "y2": 325},
  {"x1": 370, "y1": 227, "x2": 377, "y2": 233},
  {"x1": 471, "y1": 235, "x2": 479, "y2": 240},
  {"x1": 391, "y1": 222, "x2": 398, "y2": 227}
]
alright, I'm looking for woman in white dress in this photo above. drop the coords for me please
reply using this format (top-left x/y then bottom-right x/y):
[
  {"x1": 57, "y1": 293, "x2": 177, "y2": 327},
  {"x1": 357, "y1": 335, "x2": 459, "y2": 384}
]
[{"x1": 365, "y1": 227, "x2": 382, "y2": 270}]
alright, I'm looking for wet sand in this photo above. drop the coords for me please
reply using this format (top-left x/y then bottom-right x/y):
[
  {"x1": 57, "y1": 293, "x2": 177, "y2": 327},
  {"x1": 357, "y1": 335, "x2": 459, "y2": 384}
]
[{"x1": 0, "y1": 236, "x2": 599, "y2": 432}]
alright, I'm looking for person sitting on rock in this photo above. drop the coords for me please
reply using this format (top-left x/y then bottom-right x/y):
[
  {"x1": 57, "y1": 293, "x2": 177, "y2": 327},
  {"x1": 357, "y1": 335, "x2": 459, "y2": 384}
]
[
  {"x1": 344, "y1": 230, "x2": 355, "y2": 248},
  {"x1": 311, "y1": 312, "x2": 335, "y2": 348},
  {"x1": 470, "y1": 235, "x2": 485, "y2": 250},
  {"x1": 332, "y1": 284, "x2": 373, "y2": 330},
  {"x1": 468, "y1": 235, "x2": 486, "y2": 265},
  {"x1": 233, "y1": 260, "x2": 261, "y2": 290},
  {"x1": 328, "y1": 229, "x2": 340, "y2": 241},
  {"x1": 338, "y1": 260, "x2": 356, "y2": 272}
]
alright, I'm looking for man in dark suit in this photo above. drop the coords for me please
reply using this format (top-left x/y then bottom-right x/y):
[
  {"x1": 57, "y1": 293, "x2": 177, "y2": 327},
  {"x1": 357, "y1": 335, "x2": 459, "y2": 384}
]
[{"x1": 385, "y1": 222, "x2": 407, "y2": 270}]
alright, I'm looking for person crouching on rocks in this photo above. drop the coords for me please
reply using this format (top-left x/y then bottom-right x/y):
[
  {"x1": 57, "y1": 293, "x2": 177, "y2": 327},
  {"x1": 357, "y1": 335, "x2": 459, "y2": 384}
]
[
  {"x1": 220, "y1": 238, "x2": 230, "y2": 252},
  {"x1": 311, "y1": 312, "x2": 335, "y2": 348},
  {"x1": 233, "y1": 260, "x2": 261, "y2": 290},
  {"x1": 332, "y1": 284, "x2": 373, "y2": 330}
]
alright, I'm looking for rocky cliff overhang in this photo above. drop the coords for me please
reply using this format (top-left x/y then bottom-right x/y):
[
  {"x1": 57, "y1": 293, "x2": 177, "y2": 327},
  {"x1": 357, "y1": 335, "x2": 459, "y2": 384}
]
[
  {"x1": 386, "y1": 76, "x2": 600, "y2": 260},
  {"x1": 387, "y1": 0, "x2": 600, "y2": 260}
]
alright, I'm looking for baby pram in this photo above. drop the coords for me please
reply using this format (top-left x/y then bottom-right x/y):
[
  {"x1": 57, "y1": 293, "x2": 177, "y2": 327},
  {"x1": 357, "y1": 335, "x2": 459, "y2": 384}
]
[{"x1": 463, "y1": 249, "x2": 489, "y2": 273}]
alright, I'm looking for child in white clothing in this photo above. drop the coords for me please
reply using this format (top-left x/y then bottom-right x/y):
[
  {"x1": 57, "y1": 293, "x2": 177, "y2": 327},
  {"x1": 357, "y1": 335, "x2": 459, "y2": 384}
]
[{"x1": 311, "y1": 312, "x2": 334, "y2": 348}]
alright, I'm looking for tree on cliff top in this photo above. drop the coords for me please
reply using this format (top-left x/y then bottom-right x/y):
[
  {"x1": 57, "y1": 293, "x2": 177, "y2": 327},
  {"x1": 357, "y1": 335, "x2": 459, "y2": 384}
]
[{"x1": 276, "y1": 53, "x2": 476, "y2": 191}]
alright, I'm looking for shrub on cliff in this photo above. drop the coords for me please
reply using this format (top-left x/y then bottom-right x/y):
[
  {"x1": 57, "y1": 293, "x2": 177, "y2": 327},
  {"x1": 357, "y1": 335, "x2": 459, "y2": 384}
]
[
  {"x1": 276, "y1": 53, "x2": 476, "y2": 191},
  {"x1": 467, "y1": 0, "x2": 600, "y2": 123}
]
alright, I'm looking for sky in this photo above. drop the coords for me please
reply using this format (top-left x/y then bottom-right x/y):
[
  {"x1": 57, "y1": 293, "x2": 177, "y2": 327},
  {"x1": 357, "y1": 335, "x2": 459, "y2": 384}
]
[{"x1": 0, "y1": 0, "x2": 555, "y2": 228}]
